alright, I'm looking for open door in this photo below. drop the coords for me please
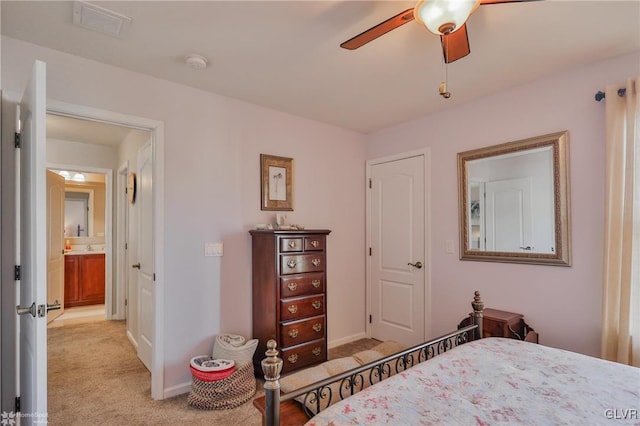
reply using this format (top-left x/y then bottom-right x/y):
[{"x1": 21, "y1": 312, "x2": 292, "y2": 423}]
[
  {"x1": 136, "y1": 140, "x2": 154, "y2": 371},
  {"x1": 46, "y1": 170, "x2": 65, "y2": 323},
  {"x1": 16, "y1": 60, "x2": 49, "y2": 423}
]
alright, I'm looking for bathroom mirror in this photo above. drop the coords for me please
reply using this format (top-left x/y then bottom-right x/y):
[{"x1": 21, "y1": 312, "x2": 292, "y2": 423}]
[
  {"x1": 63, "y1": 181, "x2": 106, "y2": 239},
  {"x1": 65, "y1": 190, "x2": 92, "y2": 237},
  {"x1": 457, "y1": 131, "x2": 571, "y2": 266}
]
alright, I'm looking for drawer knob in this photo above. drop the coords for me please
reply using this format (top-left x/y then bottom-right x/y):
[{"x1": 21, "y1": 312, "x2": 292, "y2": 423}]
[
  {"x1": 312, "y1": 323, "x2": 322, "y2": 332},
  {"x1": 311, "y1": 240, "x2": 319, "y2": 248},
  {"x1": 312, "y1": 347, "x2": 322, "y2": 356},
  {"x1": 288, "y1": 241, "x2": 297, "y2": 248},
  {"x1": 287, "y1": 259, "x2": 297, "y2": 268},
  {"x1": 312, "y1": 259, "x2": 321, "y2": 267},
  {"x1": 288, "y1": 305, "x2": 298, "y2": 314},
  {"x1": 312, "y1": 301, "x2": 322, "y2": 310},
  {"x1": 287, "y1": 282, "x2": 298, "y2": 292},
  {"x1": 288, "y1": 329, "x2": 299, "y2": 338},
  {"x1": 288, "y1": 354, "x2": 298, "y2": 364},
  {"x1": 312, "y1": 279, "x2": 321, "y2": 288}
]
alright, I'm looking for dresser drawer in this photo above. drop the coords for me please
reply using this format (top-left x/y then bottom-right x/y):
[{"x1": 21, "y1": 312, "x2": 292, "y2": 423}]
[
  {"x1": 280, "y1": 294, "x2": 325, "y2": 321},
  {"x1": 280, "y1": 237, "x2": 303, "y2": 253},
  {"x1": 280, "y1": 338, "x2": 326, "y2": 373},
  {"x1": 304, "y1": 237, "x2": 325, "y2": 251},
  {"x1": 280, "y1": 315, "x2": 326, "y2": 347},
  {"x1": 280, "y1": 273, "x2": 324, "y2": 297},
  {"x1": 281, "y1": 253, "x2": 325, "y2": 275}
]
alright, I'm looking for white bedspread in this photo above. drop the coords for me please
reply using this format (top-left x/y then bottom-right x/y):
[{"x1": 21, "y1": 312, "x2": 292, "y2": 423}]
[{"x1": 305, "y1": 338, "x2": 640, "y2": 425}]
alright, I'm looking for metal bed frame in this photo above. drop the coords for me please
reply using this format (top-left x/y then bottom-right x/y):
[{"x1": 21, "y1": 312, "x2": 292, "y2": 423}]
[{"x1": 258, "y1": 291, "x2": 485, "y2": 426}]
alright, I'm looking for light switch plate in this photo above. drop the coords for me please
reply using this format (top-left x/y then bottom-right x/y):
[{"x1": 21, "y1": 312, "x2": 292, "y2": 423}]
[
  {"x1": 205, "y1": 243, "x2": 223, "y2": 257},
  {"x1": 445, "y1": 240, "x2": 455, "y2": 254}
]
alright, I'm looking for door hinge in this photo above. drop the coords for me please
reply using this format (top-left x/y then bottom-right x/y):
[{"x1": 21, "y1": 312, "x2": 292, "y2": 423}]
[
  {"x1": 369, "y1": 247, "x2": 372, "y2": 256},
  {"x1": 14, "y1": 265, "x2": 21, "y2": 281},
  {"x1": 124, "y1": 298, "x2": 128, "y2": 306},
  {"x1": 153, "y1": 273, "x2": 156, "y2": 281},
  {"x1": 369, "y1": 178, "x2": 372, "y2": 189},
  {"x1": 14, "y1": 132, "x2": 21, "y2": 149},
  {"x1": 369, "y1": 315, "x2": 372, "y2": 324},
  {"x1": 15, "y1": 396, "x2": 21, "y2": 412},
  {"x1": 125, "y1": 242, "x2": 128, "y2": 250}
]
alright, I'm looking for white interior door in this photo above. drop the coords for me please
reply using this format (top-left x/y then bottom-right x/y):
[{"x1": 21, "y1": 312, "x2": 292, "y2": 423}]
[
  {"x1": 485, "y1": 177, "x2": 533, "y2": 251},
  {"x1": 136, "y1": 141, "x2": 154, "y2": 371},
  {"x1": 117, "y1": 165, "x2": 131, "y2": 325},
  {"x1": 369, "y1": 154, "x2": 426, "y2": 347},
  {"x1": 17, "y1": 60, "x2": 48, "y2": 422},
  {"x1": 46, "y1": 170, "x2": 65, "y2": 323}
]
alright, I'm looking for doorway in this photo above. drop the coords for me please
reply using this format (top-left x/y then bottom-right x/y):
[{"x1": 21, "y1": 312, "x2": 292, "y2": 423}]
[
  {"x1": 366, "y1": 150, "x2": 431, "y2": 347},
  {"x1": 43, "y1": 105, "x2": 164, "y2": 399},
  {"x1": 46, "y1": 167, "x2": 109, "y2": 325}
]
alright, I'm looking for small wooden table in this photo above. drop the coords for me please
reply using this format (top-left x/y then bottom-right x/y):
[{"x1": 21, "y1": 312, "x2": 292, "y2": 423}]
[{"x1": 458, "y1": 308, "x2": 538, "y2": 343}]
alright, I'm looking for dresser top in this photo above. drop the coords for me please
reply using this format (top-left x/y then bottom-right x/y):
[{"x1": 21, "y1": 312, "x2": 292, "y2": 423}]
[{"x1": 249, "y1": 229, "x2": 331, "y2": 235}]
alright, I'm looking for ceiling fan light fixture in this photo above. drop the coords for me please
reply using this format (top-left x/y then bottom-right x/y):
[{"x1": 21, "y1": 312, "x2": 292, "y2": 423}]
[{"x1": 414, "y1": 0, "x2": 480, "y2": 35}]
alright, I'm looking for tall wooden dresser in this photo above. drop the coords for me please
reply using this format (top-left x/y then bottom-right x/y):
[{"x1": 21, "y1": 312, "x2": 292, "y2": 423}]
[{"x1": 250, "y1": 229, "x2": 331, "y2": 374}]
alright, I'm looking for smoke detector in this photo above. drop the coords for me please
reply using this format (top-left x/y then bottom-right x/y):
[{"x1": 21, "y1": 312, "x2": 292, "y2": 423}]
[
  {"x1": 185, "y1": 54, "x2": 208, "y2": 70},
  {"x1": 73, "y1": 1, "x2": 131, "y2": 38}
]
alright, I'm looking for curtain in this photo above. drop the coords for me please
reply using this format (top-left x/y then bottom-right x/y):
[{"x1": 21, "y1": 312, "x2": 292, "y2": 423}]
[{"x1": 601, "y1": 77, "x2": 640, "y2": 367}]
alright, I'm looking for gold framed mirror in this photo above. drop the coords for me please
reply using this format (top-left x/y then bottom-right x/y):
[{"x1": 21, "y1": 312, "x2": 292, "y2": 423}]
[{"x1": 457, "y1": 131, "x2": 571, "y2": 266}]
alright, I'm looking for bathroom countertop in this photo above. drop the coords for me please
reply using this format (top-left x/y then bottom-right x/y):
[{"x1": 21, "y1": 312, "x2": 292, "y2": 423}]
[{"x1": 64, "y1": 250, "x2": 105, "y2": 255}]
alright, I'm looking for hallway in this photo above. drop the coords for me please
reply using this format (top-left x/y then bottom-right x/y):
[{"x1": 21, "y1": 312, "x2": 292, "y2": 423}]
[{"x1": 47, "y1": 320, "x2": 262, "y2": 425}]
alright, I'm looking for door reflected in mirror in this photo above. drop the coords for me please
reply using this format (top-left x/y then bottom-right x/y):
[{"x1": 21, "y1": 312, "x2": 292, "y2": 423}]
[
  {"x1": 65, "y1": 190, "x2": 91, "y2": 237},
  {"x1": 458, "y1": 131, "x2": 571, "y2": 266}
]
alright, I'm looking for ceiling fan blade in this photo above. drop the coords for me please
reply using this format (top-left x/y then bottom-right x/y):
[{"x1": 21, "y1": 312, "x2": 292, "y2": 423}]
[
  {"x1": 480, "y1": 0, "x2": 540, "y2": 4},
  {"x1": 340, "y1": 8, "x2": 415, "y2": 50},
  {"x1": 441, "y1": 24, "x2": 470, "y2": 63}
]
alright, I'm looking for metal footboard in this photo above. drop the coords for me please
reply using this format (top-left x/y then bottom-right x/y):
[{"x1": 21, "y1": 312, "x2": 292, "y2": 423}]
[{"x1": 260, "y1": 291, "x2": 485, "y2": 426}]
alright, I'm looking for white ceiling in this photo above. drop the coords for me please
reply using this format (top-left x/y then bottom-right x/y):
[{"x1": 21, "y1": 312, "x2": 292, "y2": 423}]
[{"x1": 2, "y1": 1, "x2": 640, "y2": 134}]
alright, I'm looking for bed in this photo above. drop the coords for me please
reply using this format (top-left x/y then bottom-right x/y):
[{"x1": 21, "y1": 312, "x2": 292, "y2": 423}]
[{"x1": 255, "y1": 292, "x2": 640, "y2": 425}]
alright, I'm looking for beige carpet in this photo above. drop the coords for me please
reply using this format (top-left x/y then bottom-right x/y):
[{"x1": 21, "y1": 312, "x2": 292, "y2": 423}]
[{"x1": 48, "y1": 320, "x2": 379, "y2": 425}]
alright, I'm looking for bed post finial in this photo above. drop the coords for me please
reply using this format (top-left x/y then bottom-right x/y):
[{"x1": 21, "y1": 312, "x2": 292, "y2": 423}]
[
  {"x1": 472, "y1": 291, "x2": 484, "y2": 340},
  {"x1": 262, "y1": 339, "x2": 282, "y2": 426}
]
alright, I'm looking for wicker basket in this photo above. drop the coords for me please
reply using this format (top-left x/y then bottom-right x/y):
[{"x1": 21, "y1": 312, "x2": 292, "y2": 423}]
[{"x1": 188, "y1": 361, "x2": 256, "y2": 410}]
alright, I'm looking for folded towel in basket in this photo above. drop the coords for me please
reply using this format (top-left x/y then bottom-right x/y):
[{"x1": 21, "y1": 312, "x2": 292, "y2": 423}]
[{"x1": 212, "y1": 334, "x2": 258, "y2": 365}]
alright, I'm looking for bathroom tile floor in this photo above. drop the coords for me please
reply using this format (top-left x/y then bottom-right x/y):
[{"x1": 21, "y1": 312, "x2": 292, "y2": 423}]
[{"x1": 48, "y1": 304, "x2": 105, "y2": 328}]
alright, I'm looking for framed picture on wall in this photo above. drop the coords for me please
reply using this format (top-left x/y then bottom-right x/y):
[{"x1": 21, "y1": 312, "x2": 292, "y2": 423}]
[{"x1": 260, "y1": 154, "x2": 293, "y2": 211}]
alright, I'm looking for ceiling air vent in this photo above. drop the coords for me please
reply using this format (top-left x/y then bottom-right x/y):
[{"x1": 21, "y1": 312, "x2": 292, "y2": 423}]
[{"x1": 72, "y1": 1, "x2": 132, "y2": 38}]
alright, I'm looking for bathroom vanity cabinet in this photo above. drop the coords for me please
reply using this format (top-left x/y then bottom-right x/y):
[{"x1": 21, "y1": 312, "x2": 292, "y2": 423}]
[{"x1": 64, "y1": 253, "x2": 105, "y2": 307}]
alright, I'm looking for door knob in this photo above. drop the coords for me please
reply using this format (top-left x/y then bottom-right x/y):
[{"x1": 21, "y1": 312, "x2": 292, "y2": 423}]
[
  {"x1": 16, "y1": 302, "x2": 37, "y2": 317},
  {"x1": 132, "y1": 263, "x2": 141, "y2": 269},
  {"x1": 407, "y1": 261, "x2": 423, "y2": 269}
]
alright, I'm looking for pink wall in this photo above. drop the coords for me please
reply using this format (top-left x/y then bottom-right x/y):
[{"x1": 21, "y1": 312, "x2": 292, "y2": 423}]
[
  {"x1": 1, "y1": 36, "x2": 366, "y2": 394},
  {"x1": 365, "y1": 51, "x2": 640, "y2": 357}
]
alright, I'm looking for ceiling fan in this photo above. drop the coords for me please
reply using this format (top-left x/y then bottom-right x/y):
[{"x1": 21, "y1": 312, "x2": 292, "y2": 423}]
[{"x1": 341, "y1": 0, "x2": 537, "y2": 96}]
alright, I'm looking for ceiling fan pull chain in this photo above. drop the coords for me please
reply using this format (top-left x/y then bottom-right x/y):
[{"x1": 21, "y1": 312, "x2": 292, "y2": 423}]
[{"x1": 439, "y1": 38, "x2": 451, "y2": 99}]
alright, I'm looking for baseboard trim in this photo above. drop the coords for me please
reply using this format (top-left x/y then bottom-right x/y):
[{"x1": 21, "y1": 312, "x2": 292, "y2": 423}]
[
  {"x1": 163, "y1": 382, "x2": 192, "y2": 399},
  {"x1": 126, "y1": 330, "x2": 138, "y2": 349},
  {"x1": 328, "y1": 332, "x2": 367, "y2": 349}
]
